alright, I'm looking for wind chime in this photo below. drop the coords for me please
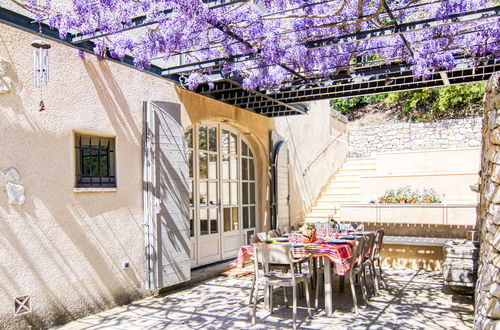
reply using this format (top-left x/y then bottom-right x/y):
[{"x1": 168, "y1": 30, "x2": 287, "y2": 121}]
[{"x1": 31, "y1": 38, "x2": 50, "y2": 111}]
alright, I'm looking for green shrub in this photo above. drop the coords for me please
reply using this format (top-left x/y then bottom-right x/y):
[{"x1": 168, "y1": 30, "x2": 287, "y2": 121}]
[{"x1": 332, "y1": 82, "x2": 485, "y2": 120}]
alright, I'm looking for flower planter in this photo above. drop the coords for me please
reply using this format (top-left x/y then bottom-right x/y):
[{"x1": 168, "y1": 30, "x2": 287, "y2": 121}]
[{"x1": 410, "y1": 199, "x2": 417, "y2": 204}]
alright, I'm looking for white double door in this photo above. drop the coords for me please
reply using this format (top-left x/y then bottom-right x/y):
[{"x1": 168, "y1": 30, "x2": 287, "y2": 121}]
[{"x1": 188, "y1": 123, "x2": 256, "y2": 267}]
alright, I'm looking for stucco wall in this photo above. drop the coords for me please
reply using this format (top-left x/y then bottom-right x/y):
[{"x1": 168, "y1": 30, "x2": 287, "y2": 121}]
[
  {"x1": 475, "y1": 72, "x2": 500, "y2": 329},
  {"x1": 274, "y1": 104, "x2": 349, "y2": 224},
  {"x1": 349, "y1": 117, "x2": 482, "y2": 158},
  {"x1": 0, "y1": 23, "x2": 273, "y2": 329}
]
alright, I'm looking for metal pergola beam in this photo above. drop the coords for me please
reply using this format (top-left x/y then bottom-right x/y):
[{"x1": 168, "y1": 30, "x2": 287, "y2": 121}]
[
  {"x1": 71, "y1": 0, "x2": 248, "y2": 44},
  {"x1": 305, "y1": 6, "x2": 499, "y2": 49},
  {"x1": 0, "y1": 5, "x2": 497, "y2": 118},
  {"x1": 158, "y1": 6, "x2": 499, "y2": 80}
]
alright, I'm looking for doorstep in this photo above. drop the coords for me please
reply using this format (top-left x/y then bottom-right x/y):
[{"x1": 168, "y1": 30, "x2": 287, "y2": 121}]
[{"x1": 157, "y1": 259, "x2": 236, "y2": 295}]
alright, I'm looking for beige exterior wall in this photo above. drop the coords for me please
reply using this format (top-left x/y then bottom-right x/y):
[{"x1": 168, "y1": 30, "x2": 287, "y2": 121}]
[
  {"x1": 0, "y1": 23, "x2": 276, "y2": 329},
  {"x1": 374, "y1": 148, "x2": 480, "y2": 176},
  {"x1": 273, "y1": 104, "x2": 348, "y2": 225},
  {"x1": 340, "y1": 204, "x2": 477, "y2": 226},
  {"x1": 362, "y1": 148, "x2": 480, "y2": 203}
]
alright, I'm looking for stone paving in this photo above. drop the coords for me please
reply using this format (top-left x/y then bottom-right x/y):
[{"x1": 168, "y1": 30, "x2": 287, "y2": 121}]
[{"x1": 55, "y1": 268, "x2": 473, "y2": 329}]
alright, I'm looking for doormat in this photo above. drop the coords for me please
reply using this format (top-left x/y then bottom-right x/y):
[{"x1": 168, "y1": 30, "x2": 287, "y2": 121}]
[{"x1": 221, "y1": 266, "x2": 254, "y2": 278}]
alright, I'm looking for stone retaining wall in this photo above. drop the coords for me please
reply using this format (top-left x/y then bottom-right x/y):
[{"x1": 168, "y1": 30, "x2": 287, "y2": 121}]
[
  {"x1": 475, "y1": 72, "x2": 500, "y2": 329},
  {"x1": 349, "y1": 118, "x2": 482, "y2": 157}
]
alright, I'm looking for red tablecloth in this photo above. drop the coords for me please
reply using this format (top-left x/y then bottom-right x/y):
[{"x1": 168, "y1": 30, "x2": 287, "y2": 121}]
[{"x1": 236, "y1": 242, "x2": 353, "y2": 275}]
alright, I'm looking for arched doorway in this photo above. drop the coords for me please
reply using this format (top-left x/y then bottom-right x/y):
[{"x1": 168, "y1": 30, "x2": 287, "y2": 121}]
[{"x1": 186, "y1": 122, "x2": 258, "y2": 266}]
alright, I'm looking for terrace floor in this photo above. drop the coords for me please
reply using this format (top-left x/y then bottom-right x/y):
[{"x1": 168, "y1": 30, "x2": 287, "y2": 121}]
[{"x1": 55, "y1": 268, "x2": 473, "y2": 329}]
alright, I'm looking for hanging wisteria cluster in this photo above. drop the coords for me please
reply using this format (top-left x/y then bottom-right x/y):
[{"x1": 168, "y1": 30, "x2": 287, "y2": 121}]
[{"x1": 18, "y1": 0, "x2": 500, "y2": 91}]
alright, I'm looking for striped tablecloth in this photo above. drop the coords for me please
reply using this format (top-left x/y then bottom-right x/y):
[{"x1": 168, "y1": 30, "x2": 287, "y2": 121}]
[{"x1": 236, "y1": 242, "x2": 353, "y2": 275}]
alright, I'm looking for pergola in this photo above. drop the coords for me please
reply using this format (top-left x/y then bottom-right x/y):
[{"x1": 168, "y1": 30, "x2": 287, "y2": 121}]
[{"x1": 0, "y1": 1, "x2": 498, "y2": 117}]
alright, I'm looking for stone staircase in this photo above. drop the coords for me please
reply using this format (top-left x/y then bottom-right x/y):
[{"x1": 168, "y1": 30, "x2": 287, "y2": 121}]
[{"x1": 304, "y1": 157, "x2": 376, "y2": 222}]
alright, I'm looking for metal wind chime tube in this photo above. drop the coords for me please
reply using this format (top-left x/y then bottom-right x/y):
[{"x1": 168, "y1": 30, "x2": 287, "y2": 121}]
[{"x1": 31, "y1": 40, "x2": 50, "y2": 88}]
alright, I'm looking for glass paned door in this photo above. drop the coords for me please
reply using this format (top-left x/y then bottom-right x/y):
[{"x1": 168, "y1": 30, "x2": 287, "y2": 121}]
[
  {"x1": 197, "y1": 125, "x2": 221, "y2": 265},
  {"x1": 187, "y1": 123, "x2": 257, "y2": 267}
]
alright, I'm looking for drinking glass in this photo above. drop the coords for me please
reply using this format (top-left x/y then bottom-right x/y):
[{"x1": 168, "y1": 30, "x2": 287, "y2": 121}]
[{"x1": 291, "y1": 231, "x2": 301, "y2": 243}]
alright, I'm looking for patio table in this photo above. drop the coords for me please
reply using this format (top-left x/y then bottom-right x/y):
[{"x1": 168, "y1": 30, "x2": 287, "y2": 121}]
[{"x1": 236, "y1": 241, "x2": 354, "y2": 317}]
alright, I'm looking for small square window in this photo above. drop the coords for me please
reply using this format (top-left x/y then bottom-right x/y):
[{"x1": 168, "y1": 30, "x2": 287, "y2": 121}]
[{"x1": 75, "y1": 134, "x2": 116, "y2": 188}]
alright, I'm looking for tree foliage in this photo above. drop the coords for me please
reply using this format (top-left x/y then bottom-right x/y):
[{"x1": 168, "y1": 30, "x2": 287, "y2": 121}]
[{"x1": 330, "y1": 82, "x2": 485, "y2": 121}]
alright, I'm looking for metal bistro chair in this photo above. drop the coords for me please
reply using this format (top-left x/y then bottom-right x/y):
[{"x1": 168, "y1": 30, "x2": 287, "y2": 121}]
[
  {"x1": 361, "y1": 233, "x2": 377, "y2": 296},
  {"x1": 252, "y1": 244, "x2": 313, "y2": 330},
  {"x1": 372, "y1": 229, "x2": 386, "y2": 291},
  {"x1": 344, "y1": 236, "x2": 368, "y2": 314}
]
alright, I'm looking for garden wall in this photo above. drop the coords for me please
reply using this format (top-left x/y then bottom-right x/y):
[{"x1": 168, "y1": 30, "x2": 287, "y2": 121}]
[
  {"x1": 475, "y1": 72, "x2": 500, "y2": 329},
  {"x1": 349, "y1": 117, "x2": 482, "y2": 158}
]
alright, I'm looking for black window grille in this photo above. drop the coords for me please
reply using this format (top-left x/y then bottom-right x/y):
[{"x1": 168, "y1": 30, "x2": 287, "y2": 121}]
[{"x1": 75, "y1": 134, "x2": 116, "y2": 188}]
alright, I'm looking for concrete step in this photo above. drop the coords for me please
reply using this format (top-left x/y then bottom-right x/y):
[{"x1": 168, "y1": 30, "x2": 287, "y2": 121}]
[
  {"x1": 327, "y1": 182, "x2": 362, "y2": 189},
  {"x1": 316, "y1": 200, "x2": 358, "y2": 208},
  {"x1": 337, "y1": 168, "x2": 376, "y2": 175},
  {"x1": 304, "y1": 214, "x2": 341, "y2": 222},
  {"x1": 344, "y1": 157, "x2": 375, "y2": 164},
  {"x1": 321, "y1": 190, "x2": 361, "y2": 197},
  {"x1": 340, "y1": 163, "x2": 377, "y2": 170},
  {"x1": 309, "y1": 207, "x2": 340, "y2": 215},
  {"x1": 331, "y1": 176, "x2": 361, "y2": 182}
]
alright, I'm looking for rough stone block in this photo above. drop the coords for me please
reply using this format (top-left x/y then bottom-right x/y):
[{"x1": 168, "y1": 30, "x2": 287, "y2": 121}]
[
  {"x1": 2, "y1": 167, "x2": 21, "y2": 183},
  {"x1": 492, "y1": 129, "x2": 500, "y2": 145},
  {"x1": 5, "y1": 182, "x2": 25, "y2": 205},
  {"x1": 487, "y1": 298, "x2": 500, "y2": 319},
  {"x1": 491, "y1": 283, "x2": 500, "y2": 299}
]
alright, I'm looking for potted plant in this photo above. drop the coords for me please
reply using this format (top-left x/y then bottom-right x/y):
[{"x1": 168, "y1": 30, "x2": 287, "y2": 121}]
[
  {"x1": 199, "y1": 194, "x2": 207, "y2": 204},
  {"x1": 379, "y1": 193, "x2": 388, "y2": 204},
  {"x1": 409, "y1": 190, "x2": 419, "y2": 204},
  {"x1": 422, "y1": 188, "x2": 441, "y2": 203}
]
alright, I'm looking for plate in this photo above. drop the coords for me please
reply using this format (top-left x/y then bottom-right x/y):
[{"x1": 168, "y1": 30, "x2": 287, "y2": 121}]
[
  {"x1": 282, "y1": 243, "x2": 304, "y2": 247},
  {"x1": 325, "y1": 240, "x2": 350, "y2": 244}
]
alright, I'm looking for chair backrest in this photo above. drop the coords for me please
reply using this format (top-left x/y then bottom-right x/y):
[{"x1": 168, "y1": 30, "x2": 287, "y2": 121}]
[
  {"x1": 253, "y1": 244, "x2": 296, "y2": 279},
  {"x1": 351, "y1": 236, "x2": 365, "y2": 268},
  {"x1": 284, "y1": 225, "x2": 296, "y2": 234},
  {"x1": 374, "y1": 229, "x2": 385, "y2": 258},
  {"x1": 364, "y1": 233, "x2": 376, "y2": 261},
  {"x1": 275, "y1": 228, "x2": 283, "y2": 237},
  {"x1": 250, "y1": 233, "x2": 261, "y2": 244},
  {"x1": 256, "y1": 232, "x2": 268, "y2": 241},
  {"x1": 267, "y1": 229, "x2": 279, "y2": 238}
]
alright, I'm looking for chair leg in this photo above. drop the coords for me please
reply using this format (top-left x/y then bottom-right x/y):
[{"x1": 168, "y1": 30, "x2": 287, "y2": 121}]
[
  {"x1": 377, "y1": 259, "x2": 386, "y2": 288},
  {"x1": 339, "y1": 275, "x2": 345, "y2": 292},
  {"x1": 371, "y1": 264, "x2": 379, "y2": 296},
  {"x1": 292, "y1": 285, "x2": 297, "y2": 330},
  {"x1": 348, "y1": 272, "x2": 358, "y2": 314},
  {"x1": 305, "y1": 281, "x2": 312, "y2": 318},
  {"x1": 269, "y1": 285, "x2": 273, "y2": 314},
  {"x1": 315, "y1": 269, "x2": 321, "y2": 309},
  {"x1": 360, "y1": 270, "x2": 368, "y2": 305},
  {"x1": 252, "y1": 283, "x2": 259, "y2": 325},
  {"x1": 249, "y1": 274, "x2": 256, "y2": 305}
]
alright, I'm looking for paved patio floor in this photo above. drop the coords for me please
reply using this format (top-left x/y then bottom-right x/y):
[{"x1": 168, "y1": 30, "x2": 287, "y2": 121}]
[{"x1": 55, "y1": 268, "x2": 473, "y2": 329}]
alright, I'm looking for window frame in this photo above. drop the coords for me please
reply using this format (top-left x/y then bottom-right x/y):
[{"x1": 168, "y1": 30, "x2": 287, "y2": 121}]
[{"x1": 74, "y1": 133, "x2": 117, "y2": 188}]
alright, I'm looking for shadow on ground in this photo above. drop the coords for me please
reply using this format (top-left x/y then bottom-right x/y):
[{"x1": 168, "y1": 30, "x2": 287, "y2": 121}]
[{"x1": 55, "y1": 268, "x2": 474, "y2": 329}]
